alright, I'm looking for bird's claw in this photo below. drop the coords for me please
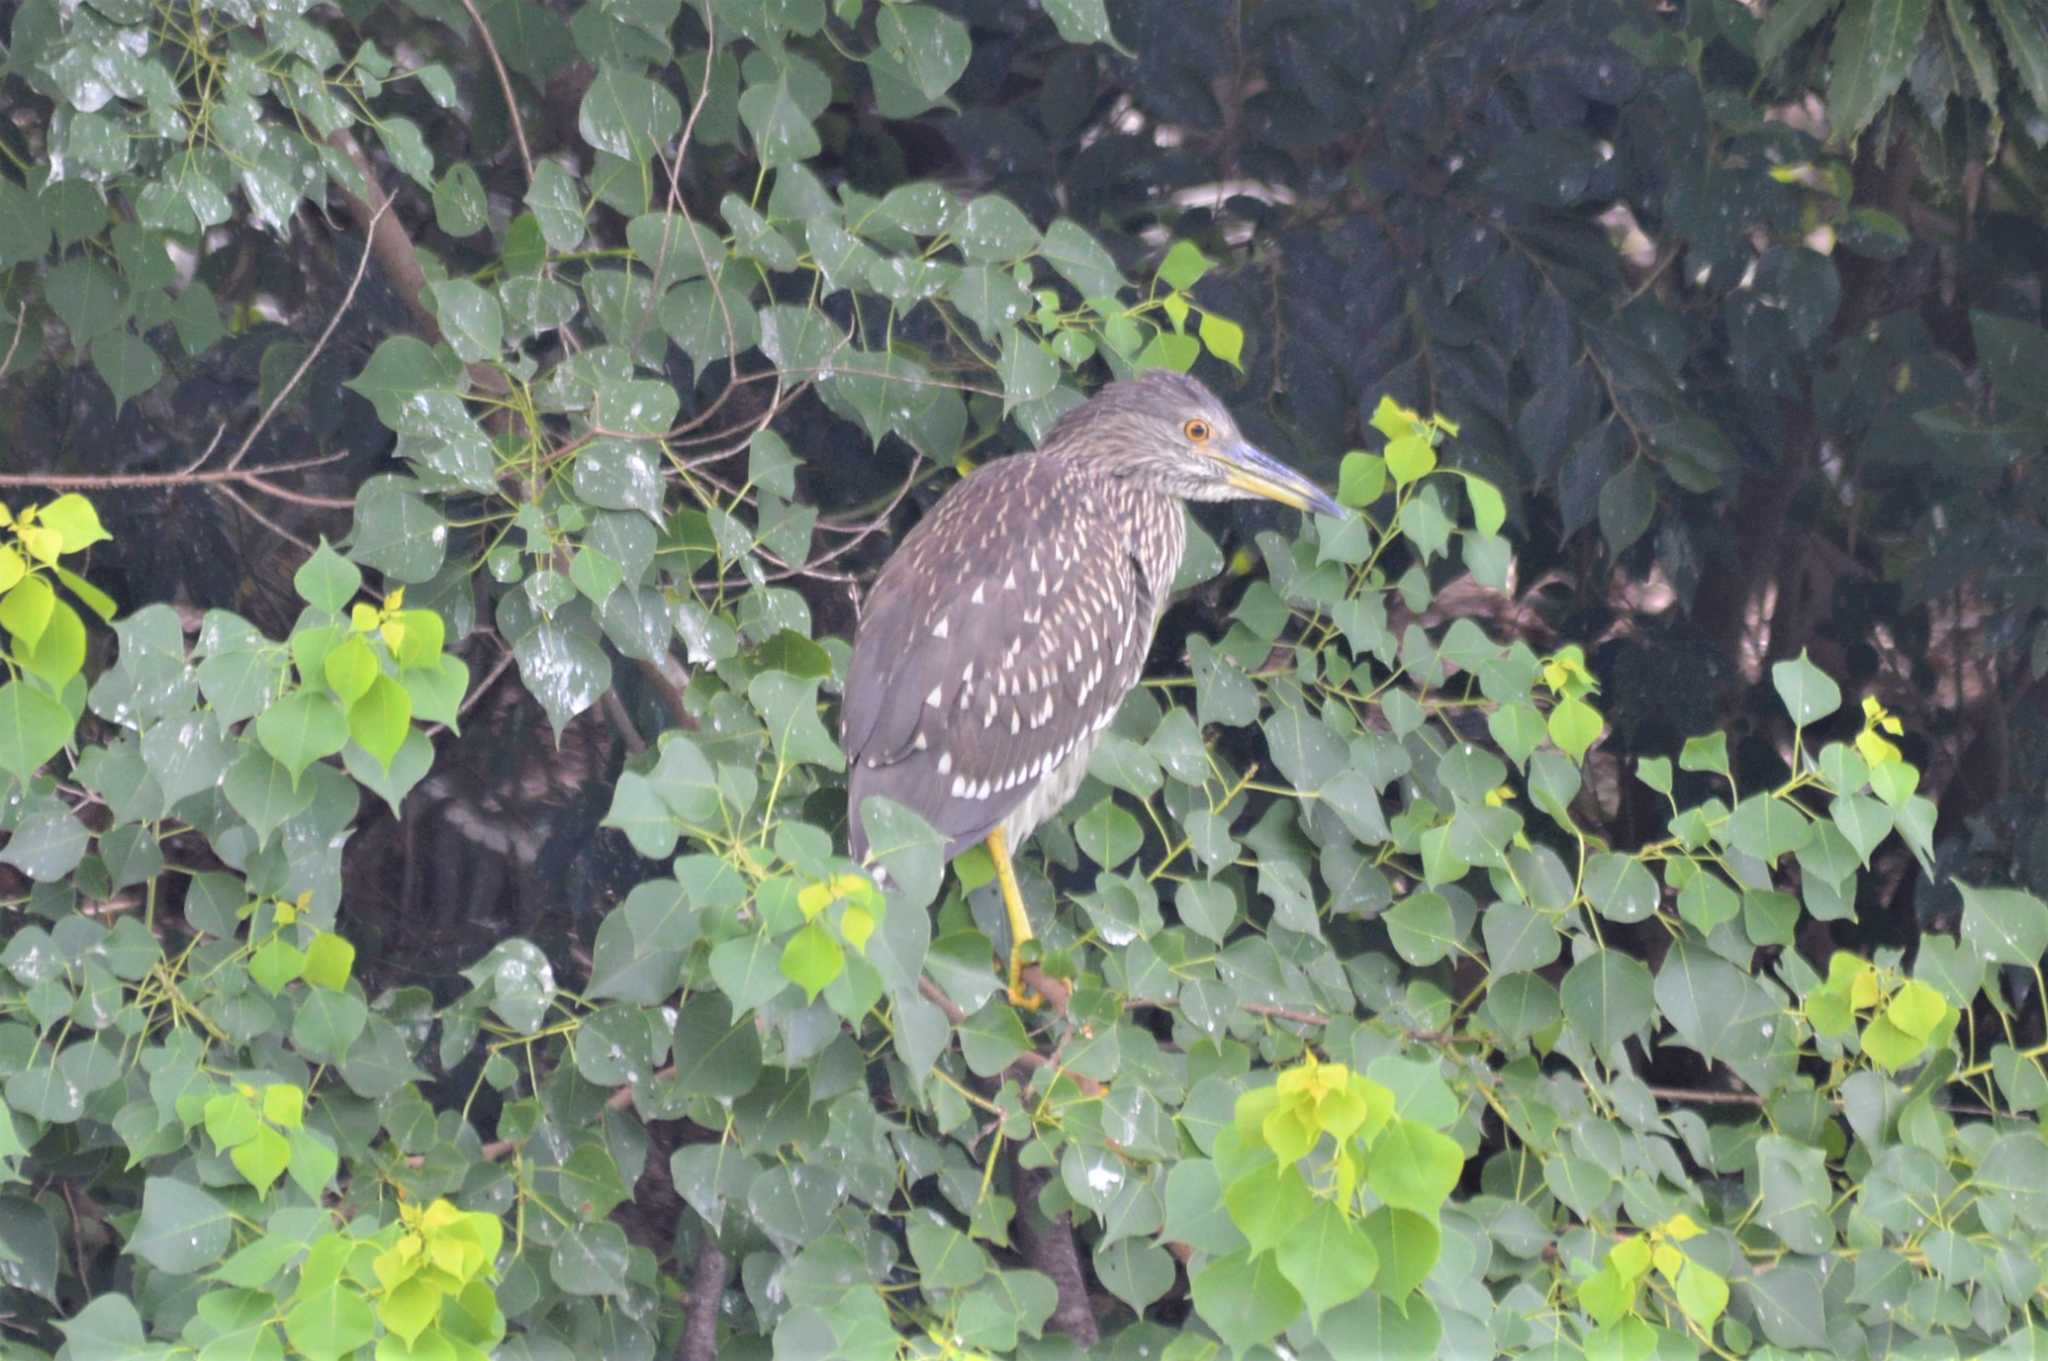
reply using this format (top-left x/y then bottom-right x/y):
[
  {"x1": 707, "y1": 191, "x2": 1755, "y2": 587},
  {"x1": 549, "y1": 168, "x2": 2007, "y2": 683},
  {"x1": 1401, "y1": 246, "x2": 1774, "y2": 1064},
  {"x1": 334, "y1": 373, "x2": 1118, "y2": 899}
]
[{"x1": 1006, "y1": 957, "x2": 1044, "y2": 1011}]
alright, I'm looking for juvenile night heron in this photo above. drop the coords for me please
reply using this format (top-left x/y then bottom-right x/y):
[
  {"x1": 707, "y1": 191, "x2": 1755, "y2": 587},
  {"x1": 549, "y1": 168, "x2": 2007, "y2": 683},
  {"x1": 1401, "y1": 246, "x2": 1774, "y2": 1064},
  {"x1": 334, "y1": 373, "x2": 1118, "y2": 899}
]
[{"x1": 842, "y1": 370, "x2": 1342, "y2": 1006}]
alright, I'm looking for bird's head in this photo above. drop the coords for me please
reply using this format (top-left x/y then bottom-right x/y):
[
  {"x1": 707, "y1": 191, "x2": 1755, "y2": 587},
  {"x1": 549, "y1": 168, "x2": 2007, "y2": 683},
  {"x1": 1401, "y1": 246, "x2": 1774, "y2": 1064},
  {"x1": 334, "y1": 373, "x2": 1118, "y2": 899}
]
[{"x1": 1045, "y1": 369, "x2": 1344, "y2": 517}]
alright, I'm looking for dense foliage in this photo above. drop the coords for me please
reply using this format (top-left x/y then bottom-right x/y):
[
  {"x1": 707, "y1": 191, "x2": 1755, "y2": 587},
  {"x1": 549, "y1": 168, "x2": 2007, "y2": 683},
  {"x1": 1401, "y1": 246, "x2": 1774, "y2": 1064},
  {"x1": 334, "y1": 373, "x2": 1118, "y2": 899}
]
[{"x1": 4, "y1": 0, "x2": 2048, "y2": 1357}]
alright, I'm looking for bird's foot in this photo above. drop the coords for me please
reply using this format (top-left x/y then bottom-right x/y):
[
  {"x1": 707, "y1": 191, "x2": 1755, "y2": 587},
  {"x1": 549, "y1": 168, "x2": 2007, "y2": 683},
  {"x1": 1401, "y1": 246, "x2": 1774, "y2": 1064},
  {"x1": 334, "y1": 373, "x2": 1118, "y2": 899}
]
[{"x1": 1006, "y1": 951, "x2": 1044, "y2": 1011}]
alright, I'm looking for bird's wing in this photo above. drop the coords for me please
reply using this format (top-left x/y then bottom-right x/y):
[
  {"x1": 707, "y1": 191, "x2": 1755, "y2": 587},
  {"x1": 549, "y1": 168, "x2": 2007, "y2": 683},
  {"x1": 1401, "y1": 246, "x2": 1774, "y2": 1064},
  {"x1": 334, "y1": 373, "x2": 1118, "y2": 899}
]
[{"x1": 844, "y1": 462, "x2": 1154, "y2": 860}]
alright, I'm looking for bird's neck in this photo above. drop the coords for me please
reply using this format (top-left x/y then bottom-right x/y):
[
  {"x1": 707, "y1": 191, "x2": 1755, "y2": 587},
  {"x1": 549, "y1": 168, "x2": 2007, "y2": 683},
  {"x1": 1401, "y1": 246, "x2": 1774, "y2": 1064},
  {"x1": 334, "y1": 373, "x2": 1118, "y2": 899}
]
[{"x1": 1120, "y1": 479, "x2": 1186, "y2": 618}]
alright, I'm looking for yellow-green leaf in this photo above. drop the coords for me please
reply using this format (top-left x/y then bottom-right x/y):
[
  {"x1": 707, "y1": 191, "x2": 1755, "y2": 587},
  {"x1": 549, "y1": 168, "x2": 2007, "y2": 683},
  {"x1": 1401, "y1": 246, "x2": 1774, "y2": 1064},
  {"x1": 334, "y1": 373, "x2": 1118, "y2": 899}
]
[
  {"x1": 37, "y1": 494, "x2": 111, "y2": 553},
  {"x1": 1156, "y1": 239, "x2": 1214, "y2": 291},
  {"x1": 1198, "y1": 311, "x2": 1245, "y2": 368}
]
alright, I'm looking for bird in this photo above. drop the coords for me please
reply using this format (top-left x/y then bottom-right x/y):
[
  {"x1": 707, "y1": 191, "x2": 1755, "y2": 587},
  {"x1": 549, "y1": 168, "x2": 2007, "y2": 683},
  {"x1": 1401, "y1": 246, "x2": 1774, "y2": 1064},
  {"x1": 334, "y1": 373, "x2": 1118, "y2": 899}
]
[{"x1": 841, "y1": 369, "x2": 1344, "y2": 1007}]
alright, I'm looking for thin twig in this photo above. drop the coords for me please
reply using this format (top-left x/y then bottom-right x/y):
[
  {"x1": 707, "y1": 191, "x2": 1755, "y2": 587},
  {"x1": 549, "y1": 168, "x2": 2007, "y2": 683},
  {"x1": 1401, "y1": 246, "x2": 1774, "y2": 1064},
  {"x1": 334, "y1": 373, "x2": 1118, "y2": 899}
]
[
  {"x1": 240, "y1": 475, "x2": 358, "y2": 510},
  {"x1": 0, "y1": 300, "x2": 27, "y2": 382},
  {"x1": 918, "y1": 976, "x2": 1104, "y2": 1096},
  {"x1": 215, "y1": 484, "x2": 319, "y2": 558},
  {"x1": 0, "y1": 451, "x2": 350, "y2": 490},
  {"x1": 455, "y1": 0, "x2": 533, "y2": 184},
  {"x1": 455, "y1": 646, "x2": 520, "y2": 720},
  {"x1": 223, "y1": 194, "x2": 392, "y2": 472}
]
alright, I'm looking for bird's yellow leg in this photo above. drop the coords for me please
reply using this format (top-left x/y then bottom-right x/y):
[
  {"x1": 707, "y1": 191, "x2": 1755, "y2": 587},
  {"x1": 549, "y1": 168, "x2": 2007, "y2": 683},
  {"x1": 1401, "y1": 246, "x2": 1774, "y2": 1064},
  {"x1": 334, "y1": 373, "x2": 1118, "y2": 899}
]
[{"x1": 986, "y1": 826, "x2": 1042, "y2": 1010}]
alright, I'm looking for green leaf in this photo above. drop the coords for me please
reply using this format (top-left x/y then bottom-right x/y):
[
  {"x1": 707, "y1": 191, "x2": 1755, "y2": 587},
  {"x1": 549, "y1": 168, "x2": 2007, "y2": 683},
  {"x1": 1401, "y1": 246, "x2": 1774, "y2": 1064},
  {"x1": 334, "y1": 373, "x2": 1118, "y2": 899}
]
[
  {"x1": 875, "y1": 4, "x2": 970, "y2": 100},
  {"x1": 1597, "y1": 458, "x2": 1655, "y2": 553},
  {"x1": 1772, "y1": 652, "x2": 1842, "y2": 726},
  {"x1": 285, "y1": 1283, "x2": 377, "y2": 1361},
  {"x1": 1157, "y1": 240, "x2": 1214, "y2": 291},
  {"x1": 1637, "y1": 755, "x2": 1672, "y2": 795},
  {"x1": 303, "y1": 932, "x2": 355, "y2": 991},
  {"x1": 750, "y1": 672, "x2": 845, "y2": 772},
  {"x1": 16, "y1": 595, "x2": 85, "y2": 688},
  {"x1": 551, "y1": 1222, "x2": 632, "y2": 1295},
  {"x1": 1758, "y1": 0, "x2": 1841, "y2": 64},
  {"x1": 1461, "y1": 472, "x2": 1507, "y2": 536},
  {"x1": 1677, "y1": 869, "x2": 1741, "y2": 934},
  {"x1": 580, "y1": 63, "x2": 682, "y2": 159},
  {"x1": 1177, "y1": 879, "x2": 1238, "y2": 943},
  {"x1": 998, "y1": 328, "x2": 1060, "y2": 410},
  {"x1": 780, "y1": 922, "x2": 845, "y2": 1002},
  {"x1": 1959, "y1": 880, "x2": 2048, "y2": 968},
  {"x1": 38, "y1": 494, "x2": 111, "y2": 554},
  {"x1": 1988, "y1": 0, "x2": 2048, "y2": 133},
  {"x1": 1754, "y1": 1134, "x2": 1834, "y2": 1252},
  {"x1": 57, "y1": 1296, "x2": 148, "y2": 1356},
  {"x1": 223, "y1": 742, "x2": 315, "y2": 846},
  {"x1": 1043, "y1": 0, "x2": 1123, "y2": 46},
  {"x1": 1674, "y1": 1259, "x2": 1730, "y2": 1329},
  {"x1": 1274, "y1": 1198, "x2": 1377, "y2": 1326},
  {"x1": 526, "y1": 160, "x2": 588, "y2": 251},
  {"x1": 1137, "y1": 329, "x2": 1200, "y2": 372},
  {"x1": 293, "y1": 541, "x2": 361, "y2": 613},
  {"x1": 1860, "y1": 1013, "x2": 1927, "y2": 1071},
  {"x1": 1543, "y1": 1152, "x2": 1614, "y2": 1219},
  {"x1": 1547, "y1": 694, "x2": 1602, "y2": 762},
  {"x1": 196, "y1": 611, "x2": 288, "y2": 724},
  {"x1": 1223, "y1": 1159, "x2": 1315, "y2": 1257},
  {"x1": 856, "y1": 796, "x2": 948, "y2": 912},
  {"x1": 1339, "y1": 451, "x2": 1386, "y2": 508},
  {"x1": 1198, "y1": 311, "x2": 1245, "y2": 368},
  {"x1": 1039, "y1": 219, "x2": 1126, "y2": 299},
  {"x1": 1679, "y1": 731, "x2": 1730, "y2": 779},
  {"x1": 432, "y1": 161, "x2": 488, "y2": 237},
  {"x1": 1073, "y1": 794, "x2": 1143, "y2": 870},
  {"x1": 0, "y1": 681, "x2": 72, "y2": 781},
  {"x1": 1481, "y1": 900, "x2": 1562, "y2": 975},
  {"x1": 1385, "y1": 891, "x2": 1457, "y2": 966},
  {"x1": 463, "y1": 939, "x2": 557, "y2": 1032},
  {"x1": 0, "y1": 176, "x2": 51, "y2": 267},
  {"x1": 46, "y1": 259, "x2": 125, "y2": 343},
  {"x1": 1560, "y1": 949, "x2": 1654, "y2": 1052},
  {"x1": 957, "y1": 195, "x2": 1039, "y2": 261},
  {"x1": 1584, "y1": 852, "x2": 1659, "y2": 924},
  {"x1": 256, "y1": 691, "x2": 350, "y2": 786},
  {"x1": 1360, "y1": 1206, "x2": 1438, "y2": 1302},
  {"x1": 1095, "y1": 1237, "x2": 1175, "y2": 1312},
  {"x1": 6, "y1": 1059, "x2": 86, "y2": 1122},
  {"x1": 129, "y1": 1177, "x2": 232, "y2": 1273},
  {"x1": 54, "y1": 565, "x2": 116, "y2": 623},
  {"x1": 1830, "y1": 793, "x2": 1893, "y2": 863},
  {"x1": 1992, "y1": 1044, "x2": 2048, "y2": 1112},
  {"x1": 1727, "y1": 793, "x2": 1814, "y2": 862},
  {"x1": 1972, "y1": 311, "x2": 2048, "y2": 413},
  {"x1": 710, "y1": 930, "x2": 792, "y2": 1016},
  {"x1": 429, "y1": 279, "x2": 502, "y2": 362},
  {"x1": 230, "y1": 1123, "x2": 290, "y2": 1193},
  {"x1": 1577, "y1": 1262, "x2": 1636, "y2": 1328},
  {"x1": 1365, "y1": 1117, "x2": 1463, "y2": 1218},
  {"x1": 1829, "y1": 0, "x2": 1934, "y2": 139},
  {"x1": 250, "y1": 936, "x2": 307, "y2": 994},
  {"x1": 292, "y1": 991, "x2": 368, "y2": 1062},
  {"x1": 347, "y1": 675, "x2": 412, "y2": 771},
  {"x1": 1190, "y1": 1250, "x2": 1303, "y2": 1356},
  {"x1": 1384, "y1": 433, "x2": 1436, "y2": 486},
  {"x1": 909, "y1": 1219, "x2": 990, "y2": 1291},
  {"x1": 671, "y1": 993, "x2": 762, "y2": 1101},
  {"x1": 323, "y1": 634, "x2": 378, "y2": 705},
  {"x1": 588, "y1": 876, "x2": 697, "y2": 1003}
]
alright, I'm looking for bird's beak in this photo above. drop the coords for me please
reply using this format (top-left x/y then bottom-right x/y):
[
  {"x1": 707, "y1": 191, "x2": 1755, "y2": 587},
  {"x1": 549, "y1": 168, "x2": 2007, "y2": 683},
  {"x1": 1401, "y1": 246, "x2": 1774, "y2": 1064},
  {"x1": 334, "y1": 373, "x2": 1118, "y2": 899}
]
[{"x1": 1218, "y1": 440, "x2": 1348, "y2": 517}]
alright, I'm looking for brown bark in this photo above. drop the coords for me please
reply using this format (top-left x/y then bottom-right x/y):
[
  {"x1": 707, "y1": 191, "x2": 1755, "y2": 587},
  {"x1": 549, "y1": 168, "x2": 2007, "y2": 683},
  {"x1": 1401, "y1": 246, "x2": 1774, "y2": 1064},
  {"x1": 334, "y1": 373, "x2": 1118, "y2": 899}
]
[{"x1": 1012, "y1": 1166, "x2": 1099, "y2": 1348}]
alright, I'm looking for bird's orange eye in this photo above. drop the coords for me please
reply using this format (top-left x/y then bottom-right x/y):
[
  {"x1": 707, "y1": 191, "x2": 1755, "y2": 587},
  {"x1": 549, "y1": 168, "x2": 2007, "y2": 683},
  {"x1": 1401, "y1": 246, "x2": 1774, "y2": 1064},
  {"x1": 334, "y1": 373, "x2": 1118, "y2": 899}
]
[{"x1": 1184, "y1": 418, "x2": 1212, "y2": 443}]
